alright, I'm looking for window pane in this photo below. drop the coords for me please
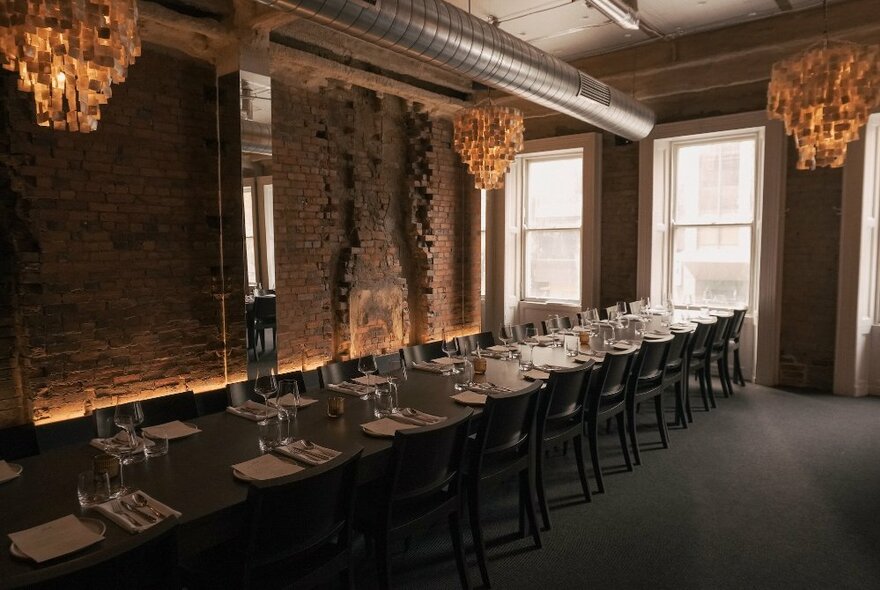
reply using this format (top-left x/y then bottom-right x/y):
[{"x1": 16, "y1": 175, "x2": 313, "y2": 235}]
[
  {"x1": 525, "y1": 156, "x2": 582, "y2": 229},
  {"x1": 243, "y1": 187, "x2": 257, "y2": 286},
  {"x1": 672, "y1": 226, "x2": 751, "y2": 307},
  {"x1": 263, "y1": 185, "x2": 275, "y2": 290},
  {"x1": 245, "y1": 237, "x2": 257, "y2": 286},
  {"x1": 524, "y1": 229, "x2": 580, "y2": 301},
  {"x1": 674, "y1": 138, "x2": 756, "y2": 224}
]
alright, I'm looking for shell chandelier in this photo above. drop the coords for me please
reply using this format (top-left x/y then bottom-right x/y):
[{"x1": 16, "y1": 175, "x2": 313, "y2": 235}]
[
  {"x1": 0, "y1": 0, "x2": 141, "y2": 132},
  {"x1": 453, "y1": 104, "x2": 525, "y2": 190},
  {"x1": 767, "y1": 39, "x2": 880, "y2": 170}
]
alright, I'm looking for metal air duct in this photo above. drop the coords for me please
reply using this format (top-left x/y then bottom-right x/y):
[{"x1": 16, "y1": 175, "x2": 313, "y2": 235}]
[{"x1": 254, "y1": 0, "x2": 655, "y2": 140}]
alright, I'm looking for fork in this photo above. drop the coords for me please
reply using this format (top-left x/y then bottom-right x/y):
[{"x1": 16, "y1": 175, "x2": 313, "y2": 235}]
[{"x1": 111, "y1": 499, "x2": 142, "y2": 528}]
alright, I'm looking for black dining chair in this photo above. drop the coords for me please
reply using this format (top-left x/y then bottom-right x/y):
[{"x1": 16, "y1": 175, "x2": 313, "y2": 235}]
[
  {"x1": 13, "y1": 518, "x2": 178, "y2": 590},
  {"x1": 94, "y1": 392, "x2": 199, "y2": 438},
  {"x1": 584, "y1": 348, "x2": 637, "y2": 494},
  {"x1": 182, "y1": 450, "x2": 362, "y2": 590},
  {"x1": 253, "y1": 296, "x2": 277, "y2": 357},
  {"x1": 467, "y1": 380, "x2": 543, "y2": 588},
  {"x1": 227, "y1": 380, "x2": 256, "y2": 407},
  {"x1": 662, "y1": 330, "x2": 693, "y2": 428},
  {"x1": 375, "y1": 351, "x2": 404, "y2": 374},
  {"x1": 0, "y1": 422, "x2": 39, "y2": 461},
  {"x1": 626, "y1": 335, "x2": 673, "y2": 465},
  {"x1": 355, "y1": 411, "x2": 473, "y2": 590},
  {"x1": 194, "y1": 388, "x2": 230, "y2": 417},
  {"x1": 35, "y1": 416, "x2": 96, "y2": 452},
  {"x1": 535, "y1": 362, "x2": 596, "y2": 530},
  {"x1": 504, "y1": 322, "x2": 536, "y2": 343},
  {"x1": 540, "y1": 316, "x2": 572, "y2": 334},
  {"x1": 709, "y1": 312, "x2": 735, "y2": 399},
  {"x1": 455, "y1": 331, "x2": 496, "y2": 355},
  {"x1": 319, "y1": 358, "x2": 363, "y2": 386},
  {"x1": 400, "y1": 341, "x2": 445, "y2": 367},
  {"x1": 729, "y1": 308, "x2": 748, "y2": 386},
  {"x1": 687, "y1": 319, "x2": 718, "y2": 412}
]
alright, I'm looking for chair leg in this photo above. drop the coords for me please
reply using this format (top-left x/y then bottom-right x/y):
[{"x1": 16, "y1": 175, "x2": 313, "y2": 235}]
[
  {"x1": 654, "y1": 394, "x2": 669, "y2": 449},
  {"x1": 467, "y1": 483, "x2": 490, "y2": 589},
  {"x1": 535, "y1": 445, "x2": 551, "y2": 530},
  {"x1": 449, "y1": 512, "x2": 471, "y2": 590},
  {"x1": 615, "y1": 413, "x2": 633, "y2": 472},
  {"x1": 572, "y1": 435, "x2": 592, "y2": 503},
  {"x1": 720, "y1": 353, "x2": 734, "y2": 397},
  {"x1": 674, "y1": 381, "x2": 688, "y2": 429},
  {"x1": 521, "y1": 469, "x2": 542, "y2": 549},
  {"x1": 587, "y1": 419, "x2": 604, "y2": 494},
  {"x1": 733, "y1": 347, "x2": 745, "y2": 386},
  {"x1": 719, "y1": 358, "x2": 732, "y2": 398},
  {"x1": 705, "y1": 360, "x2": 718, "y2": 409},
  {"x1": 697, "y1": 369, "x2": 710, "y2": 411},
  {"x1": 626, "y1": 399, "x2": 641, "y2": 466}
]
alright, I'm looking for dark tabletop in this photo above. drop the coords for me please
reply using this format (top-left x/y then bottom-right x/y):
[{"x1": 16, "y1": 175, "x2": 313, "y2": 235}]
[{"x1": 0, "y1": 346, "x2": 580, "y2": 587}]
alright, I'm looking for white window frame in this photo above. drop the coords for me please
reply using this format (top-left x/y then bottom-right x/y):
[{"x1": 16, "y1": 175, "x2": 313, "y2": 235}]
[
  {"x1": 639, "y1": 112, "x2": 787, "y2": 386},
  {"x1": 662, "y1": 129, "x2": 763, "y2": 310}
]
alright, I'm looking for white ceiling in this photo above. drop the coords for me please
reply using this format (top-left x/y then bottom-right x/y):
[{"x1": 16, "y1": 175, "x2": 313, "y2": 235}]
[{"x1": 446, "y1": 0, "x2": 830, "y2": 60}]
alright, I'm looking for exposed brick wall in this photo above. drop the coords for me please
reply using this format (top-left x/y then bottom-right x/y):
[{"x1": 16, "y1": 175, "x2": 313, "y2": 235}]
[
  {"x1": 600, "y1": 135, "x2": 639, "y2": 308},
  {"x1": 272, "y1": 78, "x2": 479, "y2": 371},
  {"x1": 779, "y1": 149, "x2": 841, "y2": 390},
  {"x1": 0, "y1": 48, "x2": 246, "y2": 425}
]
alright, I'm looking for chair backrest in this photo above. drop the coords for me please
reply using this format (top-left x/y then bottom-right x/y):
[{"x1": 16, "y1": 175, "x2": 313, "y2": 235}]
[
  {"x1": 36, "y1": 416, "x2": 96, "y2": 452},
  {"x1": 227, "y1": 380, "x2": 256, "y2": 407},
  {"x1": 194, "y1": 388, "x2": 231, "y2": 416},
  {"x1": 319, "y1": 358, "x2": 362, "y2": 386},
  {"x1": 631, "y1": 336, "x2": 672, "y2": 389},
  {"x1": 605, "y1": 305, "x2": 617, "y2": 319},
  {"x1": 729, "y1": 308, "x2": 747, "y2": 342},
  {"x1": 538, "y1": 362, "x2": 595, "y2": 436},
  {"x1": 375, "y1": 352, "x2": 404, "y2": 374},
  {"x1": 710, "y1": 313, "x2": 734, "y2": 350},
  {"x1": 540, "y1": 316, "x2": 572, "y2": 334},
  {"x1": 17, "y1": 519, "x2": 178, "y2": 589},
  {"x1": 688, "y1": 319, "x2": 716, "y2": 359},
  {"x1": 384, "y1": 411, "x2": 473, "y2": 509},
  {"x1": 664, "y1": 330, "x2": 692, "y2": 373},
  {"x1": 400, "y1": 341, "x2": 445, "y2": 367},
  {"x1": 629, "y1": 300, "x2": 643, "y2": 315},
  {"x1": 473, "y1": 381, "x2": 542, "y2": 472},
  {"x1": 455, "y1": 331, "x2": 496, "y2": 355},
  {"x1": 141, "y1": 391, "x2": 198, "y2": 427},
  {"x1": 277, "y1": 370, "x2": 309, "y2": 395},
  {"x1": 506, "y1": 322, "x2": 535, "y2": 343},
  {"x1": 0, "y1": 422, "x2": 39, "y2": 460},
  {"x1": 588, "y1": 348, "x2": 637, "y2": 408},
  {"x1": 242, "y1": 450, "x2": 361, "y2": 581},
  {"x1": 253, "y1": 296, "x2": 276, "y2": 320}
]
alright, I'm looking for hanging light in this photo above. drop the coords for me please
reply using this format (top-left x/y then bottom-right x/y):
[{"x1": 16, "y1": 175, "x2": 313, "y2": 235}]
[
  {"x1": 766, "y1": 1, "x2": 880, "y2": 170},
  {"x1": 0, "y1": 0, "x2": 141, "y2": 132},
  {"x1": 453, "y1": 103, "x2": 525, "y2": 190}
]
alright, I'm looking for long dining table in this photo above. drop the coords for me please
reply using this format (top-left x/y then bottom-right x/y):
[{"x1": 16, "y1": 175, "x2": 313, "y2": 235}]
[{"x1": 0, "y1": 345, "x2": 593, "y2": 588}]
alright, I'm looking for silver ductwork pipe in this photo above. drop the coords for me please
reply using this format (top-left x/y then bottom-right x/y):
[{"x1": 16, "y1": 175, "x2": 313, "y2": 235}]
[{"x1": 254, "y1": 0, "x2": 655, "y2": 140}]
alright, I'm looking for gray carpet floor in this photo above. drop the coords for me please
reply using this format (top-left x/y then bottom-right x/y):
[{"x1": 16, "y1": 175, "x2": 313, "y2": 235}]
[{"x1": 352, "y1": 380, "x2": 880, "y2": 590}]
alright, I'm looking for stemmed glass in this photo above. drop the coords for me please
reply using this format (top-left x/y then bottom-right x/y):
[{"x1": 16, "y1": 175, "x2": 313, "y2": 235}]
[
  {"x1": 254, "y1": 367, "x2": 279, "y2": 421},
  {"x1": 521, "y1": 326, "x2": 538, "y2": 370},
  {"x1": 113, "y1": 400, "x2": 144, "y2": 466},
  {"x1": 499, "y1": 323, "x2": 514, "y2": 360},
  {"x1": 383, "y1": 356, "x2": 407, "y2": 411},
  {"x1": 358, "y1": 355, "x2": 379, "y2": 400},
  {"x1": 275, "y1": 380, "x2": 298, "y2": 445},
  {"x1": 441, "y1": 330, "x2": 460, "y2": 374}
]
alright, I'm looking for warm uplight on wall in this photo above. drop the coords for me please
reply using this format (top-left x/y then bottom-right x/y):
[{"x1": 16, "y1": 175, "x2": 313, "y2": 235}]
[
  {"x1": 453, "y1": 104, "x2": 525, "y2": 190},
  {"x1": 0, "y1": 0, "x2": 140, "y2": 132}
]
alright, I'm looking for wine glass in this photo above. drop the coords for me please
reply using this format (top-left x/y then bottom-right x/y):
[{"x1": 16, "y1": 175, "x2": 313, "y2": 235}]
[
  {"x1": 113, "y1": 400, "x2": 144, "y2": 465},
  {"x1": 441, "y1": 330, "x2": 460, "y2": 374},
  {"x1": 357, "y1": 355, "x2": 378, "y2": 399},
  {"x1": 522, "y1": 325, "x2": 538, "y2": 370},
  {"x1": 382, "y1": 356, "x2": 406, "y2": 412},
  {"x1": 254, "y1": 367, "x2": 279, "y2": 420},
  {"x1": 499, "y1": 323, "x2": 514, "y2": 360},
  {"x1": 616, "y1": 301, "x2": 628, "y2": 317},
  {"x1": 275, "y1": 380, "x2": 298, "y2": 445}
]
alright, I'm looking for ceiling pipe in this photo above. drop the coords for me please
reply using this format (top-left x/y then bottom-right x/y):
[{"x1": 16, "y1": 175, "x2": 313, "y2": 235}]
[{"x1": 253, "y1": 0, "x2": 655, "y2": 140}]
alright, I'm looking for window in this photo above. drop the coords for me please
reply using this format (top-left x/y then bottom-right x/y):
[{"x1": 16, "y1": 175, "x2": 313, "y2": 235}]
[
  {"x1": 243, "y1": 185, "x2": 257, "y2": 287},
  {"x1": 520, "y1": 152, "x2": 583, "y2": 302},
  {"x1": 262, "y1": 183, "x2": 276, "y2": 290},
  {"x1": 667, "y1": 133, "x2": 760, "y2": 308}
]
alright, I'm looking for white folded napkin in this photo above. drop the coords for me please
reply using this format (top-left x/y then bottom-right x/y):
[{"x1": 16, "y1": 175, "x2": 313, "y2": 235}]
[
  {"x1": 327, "y1": 382, "x2": 373, "y2": 396},
  {"x1": 522, "y1": 368, "x2": 550, "y2": 381},
  {"x1": 90, "y1": 430, "x2": 144, "y2": 453},
  {"x1": 468, "y1": 382, "x2": 514, "y2": 394},
  {"x1": 575, "y1": 352, "x2": 604, "y2": 363},
  {"x1": 275, "y1": 440, "x2": 341, "y2": 465},
  {"x1": 361, "y1": 417, "x2": 420, "y2": 437},
  {"x1": 277, "y1": 394, "x2": 319, "y2": 408},
  {"x1": 486, "y1": 345, "x2": 511, "y2": 352},
  {"x1": 451, "y1": 391, "x2": 487, "y2": 406},
  {"x1": 430, "y1": 357, "x2": 463, "y2": 365},
  {"x1": 232, "y1": 454, "x2": 303, "y2": 481},
  {"x1": 0, "y1": 460, "x2": 22, "y2": 484},
  {"x1": 8, "y1": 515, "x2": 104, "y2": 563},
  {"x1": 93, "y1": 492, "x2": 181, "y2": 534},
  {"x1": 226, "y1": 400, "x2": 277, "y2": 421},
  {"x1": 388, "y1": 409, "x2": 446, "y2": 426},
  {"x1": 141, "y1": 420, "x2": 201, "y2": 440},
  {"x1": 351, "y1": 375, "x2": 389, "y2": 385},
  {"x1": 411, "y1": 362, "x2": 448, "y2": 374},
  {"x1": 532, "y1": 335, "x2": 555, "y2": 345}
]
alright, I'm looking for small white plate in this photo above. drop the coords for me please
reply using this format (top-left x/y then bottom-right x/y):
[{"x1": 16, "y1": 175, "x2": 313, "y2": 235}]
[
  {"x1": 0, "y1": 463, "x2": 23, "y2": 484},
  {"x1": 9, "y1": 517, "x2": 106, "y2": 560}
]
